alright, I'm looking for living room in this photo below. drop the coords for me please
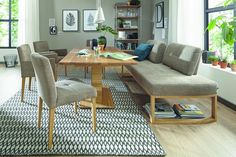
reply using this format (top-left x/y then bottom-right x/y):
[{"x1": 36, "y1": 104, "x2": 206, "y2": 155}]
[{"x1": 0, "y1": 0, "x2": 236, "y2": 156}]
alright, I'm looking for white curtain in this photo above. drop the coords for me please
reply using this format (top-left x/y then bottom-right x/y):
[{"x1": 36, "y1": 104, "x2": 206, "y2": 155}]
[
  {"x1": 168, "y1": 0, "x2": 204, "y2": 49},
  {"x1": 18, "y1": 0, "x2": 40, "y2": 46}
]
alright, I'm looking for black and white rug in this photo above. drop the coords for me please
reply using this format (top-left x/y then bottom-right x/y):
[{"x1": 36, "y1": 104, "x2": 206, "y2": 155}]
[{"x1": 0, "y1": 70, "x2": 166, "y2": 156}]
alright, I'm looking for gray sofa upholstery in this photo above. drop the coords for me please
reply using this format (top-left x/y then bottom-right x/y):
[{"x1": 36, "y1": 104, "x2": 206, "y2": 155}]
[
  {"x1": 126, "y1": 41, "x2": 218, "y2": 97},
  {"x1": 126, "y1": 41, "x2": 218, "y2": 124}
]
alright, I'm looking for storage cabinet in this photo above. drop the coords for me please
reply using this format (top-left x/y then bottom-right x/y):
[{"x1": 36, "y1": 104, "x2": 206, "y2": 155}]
[{"x1": 114, "y1": 3, "x2": 141, "y2": 53}]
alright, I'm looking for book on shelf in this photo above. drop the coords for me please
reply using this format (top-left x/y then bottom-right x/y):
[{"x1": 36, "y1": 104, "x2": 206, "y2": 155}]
[
  {"x1": 99, "y1": 52, "x2": 138, "y2": 61},
  {"x1": 143, "y1": 102, "x2": 176, "y2": 118},
  {"x1": 173, "y1": 104, "x2": 204, "y2": 119}
]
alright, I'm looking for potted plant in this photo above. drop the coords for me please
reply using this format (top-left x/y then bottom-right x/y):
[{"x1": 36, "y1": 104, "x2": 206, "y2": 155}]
[
  {"x1": 230, "y1": 60, "x2": 236, "y2": 72},
  {"x1": 130, "y1": 0, "x2": 140, "y2": 5},
  {"x1": 206, "y1": 0, "x2": 236, "y2": 68},
  {"x1": 208, "y1": 56, "x2": 219, "y2": 66},
  {"x1": 117, "y1": 18, "x2": 125, "y2": 28},
  {"x1": 220, "y1": 57, "x2": 228, "y2": 69},
  {"x1": 97, "y1": 36, "x2": 106, "y2": 51},
  {"x1": 97, "y1": 24, "x2": 118, "y2": 49}
]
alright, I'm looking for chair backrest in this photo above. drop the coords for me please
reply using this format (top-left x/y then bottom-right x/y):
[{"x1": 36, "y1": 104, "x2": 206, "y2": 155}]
[
  {"x1": 17, "y1": 44, "x2": 32, "y2": 62},
  {"x1": 33, "y1": 41, "x2": 49, "y2": 52},
  {"x1": 31, "y1": 53, "x2": 57, "y2": 107}
]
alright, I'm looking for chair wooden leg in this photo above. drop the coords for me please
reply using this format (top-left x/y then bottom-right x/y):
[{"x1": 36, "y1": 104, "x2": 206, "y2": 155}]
[
  {"x1": 21, "y1": 77, "x2": 26, "y2": 102},
  {"x1": 48, "y1": 108, "x2": 55, "y2": 150},
  {"x1": 38, "y1": 97, "x2": 43, "y2": 128},
  {"x1": 150, "y1": 96, "x2": 155, "y2": 124},
  {"x1": 28, "y1": 77, "x2": 32, "y2": 91},
  {"x1": 92, "y1": 98, "x2": 96, "y2": 132},
  {"x1": 84, "y1": 67, "x2": 87, "y2": 78},
  {"x1": 121, "y1": 65, "x2": 124, "y2": 74},
  {"x1": 211, "y1": 96, "x2": 217, "y2": 121},
  {"x1": 74, "y1": 101, "x2": 78, "y2": 113},
  {"x1": 64, "y1": 65, "x2": 67, "y2": 76}
]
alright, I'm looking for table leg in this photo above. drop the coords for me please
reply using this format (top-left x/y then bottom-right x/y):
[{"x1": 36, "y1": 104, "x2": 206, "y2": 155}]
[{"x1": 80, "y1": 65, "x2": 114, "y2": 109}]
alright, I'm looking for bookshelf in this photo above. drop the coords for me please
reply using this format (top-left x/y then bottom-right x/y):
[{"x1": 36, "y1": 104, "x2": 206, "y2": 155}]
[{"x1": 114, "y1": 3, "x2": 141, "y2": 53}]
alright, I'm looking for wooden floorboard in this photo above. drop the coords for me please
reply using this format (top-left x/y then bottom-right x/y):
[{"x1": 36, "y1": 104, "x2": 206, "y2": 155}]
[{"x1": 0, "y1": 64, "x2": 236, "y2": 157}]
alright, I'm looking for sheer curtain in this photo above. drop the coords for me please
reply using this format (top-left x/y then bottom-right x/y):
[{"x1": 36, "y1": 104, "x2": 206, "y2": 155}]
[
  {"x1": 18, "y1": 0, "x2": 40, "y2": 46},
  {"x1": 168, "y1": 0, "x2": 204, "y2": 49}
]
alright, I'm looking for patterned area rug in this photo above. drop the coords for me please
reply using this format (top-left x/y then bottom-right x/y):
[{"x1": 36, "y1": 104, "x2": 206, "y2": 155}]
[{"x1": 0, "y1": 70, "x2": 166, "y2": 156}]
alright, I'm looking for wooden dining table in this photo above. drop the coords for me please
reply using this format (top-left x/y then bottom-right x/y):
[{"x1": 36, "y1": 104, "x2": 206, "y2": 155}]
[{"x1": 59, "y1": 47, "x2": 137, "y2": 109}]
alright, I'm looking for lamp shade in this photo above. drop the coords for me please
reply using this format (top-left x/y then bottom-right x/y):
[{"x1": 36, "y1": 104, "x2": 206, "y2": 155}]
[{"x1": 94, "y1": 7, "x2": 105, "y2": 24}]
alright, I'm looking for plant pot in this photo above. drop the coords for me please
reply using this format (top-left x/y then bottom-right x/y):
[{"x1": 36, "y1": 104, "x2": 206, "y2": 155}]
[
  {"x1": 98, "y1": 44, "x2": 105, "y2": 51},
  {"x1": 230, "y1": 64, "x2": 236, "y2": 72},
  {"x1": 220, "y1": 61, "x2": 228, "y2": 69},
  {"x1": 212, "y1": 61, "x2": 218, "y2": 66},
  {"x1": 98, "y1": 36, "x2": 107, "y2": 49}
]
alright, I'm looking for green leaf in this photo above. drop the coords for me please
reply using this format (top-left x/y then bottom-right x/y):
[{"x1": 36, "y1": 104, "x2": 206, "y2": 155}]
[{"x1": 207, "y1": 19, "x2": 217, "y2": 31}]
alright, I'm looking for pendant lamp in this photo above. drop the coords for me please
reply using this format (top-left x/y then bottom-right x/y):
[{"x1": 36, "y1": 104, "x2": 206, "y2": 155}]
[{"x1": 94, "y1": 0, "x2": 105, "y2": 24}]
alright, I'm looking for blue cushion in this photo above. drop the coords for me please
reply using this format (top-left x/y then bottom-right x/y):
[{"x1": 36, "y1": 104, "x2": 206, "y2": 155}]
[{"x1": 134, "y1": 44, "x2": 153, "y2": 61}]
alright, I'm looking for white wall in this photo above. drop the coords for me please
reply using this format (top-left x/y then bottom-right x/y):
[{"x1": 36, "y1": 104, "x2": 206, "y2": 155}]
[
  {"x1": 199, "y1": 64, "x2": 236, "y2": 105},
  {"x1": 0, "y1": 49, "x2": 18, "y2": 63}
]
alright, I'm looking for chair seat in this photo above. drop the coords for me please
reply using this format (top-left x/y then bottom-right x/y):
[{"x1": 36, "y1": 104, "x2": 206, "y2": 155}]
[{"x1": 56, "y1": 79, "x2": 97, "y2": 106}]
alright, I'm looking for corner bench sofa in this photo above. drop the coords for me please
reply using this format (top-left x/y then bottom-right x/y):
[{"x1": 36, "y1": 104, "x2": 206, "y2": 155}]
[{"x1": 126, "y1": 41, "x2": 218, "y2": 124}]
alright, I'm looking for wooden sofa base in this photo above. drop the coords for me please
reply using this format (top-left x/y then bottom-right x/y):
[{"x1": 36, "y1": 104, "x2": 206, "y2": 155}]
[{"x1": 149, "y1": 95, "x2": 217, "y2": 124}]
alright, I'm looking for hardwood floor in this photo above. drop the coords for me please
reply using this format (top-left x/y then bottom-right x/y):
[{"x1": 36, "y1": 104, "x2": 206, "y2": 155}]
[{"x1": 0, "y1": 64, "x2": 236, "y2": 157}]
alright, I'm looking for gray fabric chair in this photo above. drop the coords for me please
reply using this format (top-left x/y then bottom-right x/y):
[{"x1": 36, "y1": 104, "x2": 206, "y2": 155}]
[
  {"x1": 17, "y1": 44, "x2": 57, "y2": 102},
  {"x1": 33, "y1": 41, "x2": 68, "y2": 76},
  {"x1": 30, "y1": 53, "x2": 97, "y2": 149},
  {"x1": 17, "y1": 44, "x2": 35, "y2": 102}
]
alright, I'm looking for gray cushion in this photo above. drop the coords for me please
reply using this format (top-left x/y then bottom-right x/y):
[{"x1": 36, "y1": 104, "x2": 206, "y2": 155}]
[
  {"x1": 146, "y1": 40, "x2": 167, "y2": 63},
  {"x1": 56, "y1": 79, "x2": 97, "y2": 107},
  {"x1": 31, "y1": 53, "x2": 97, "y2": 108},
  {"x1": 126, "y1": 61, "x2": 218, "y2": 96},
  {"x1": 162, "y1": 43, "x2": 202, "y2": 76}
]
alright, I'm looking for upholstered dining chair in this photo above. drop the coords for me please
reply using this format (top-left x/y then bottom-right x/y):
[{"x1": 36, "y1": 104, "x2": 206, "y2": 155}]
[
  {"x1": 17, "y1": 44, "x2": 35, "y2": 102},
  {"x1": 17, "y1": 44, "x2": 57, "y2": 102},
  {"x1": 31, "y1": 53, "x2": 97, "y2": 149},
  {"x1": 33, "y1": 41, "x2": 68, "y2": 76}
]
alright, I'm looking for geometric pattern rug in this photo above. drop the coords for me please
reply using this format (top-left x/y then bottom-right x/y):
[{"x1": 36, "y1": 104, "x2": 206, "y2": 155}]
[{"x1": 0, "y1": 70, "x2": 166, "y2": 156}]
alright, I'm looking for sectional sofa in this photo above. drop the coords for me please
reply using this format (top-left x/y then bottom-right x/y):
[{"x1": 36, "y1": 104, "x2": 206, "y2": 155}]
[{"x1": 126, "y1": 40, "x2": 218, "y2": 124}]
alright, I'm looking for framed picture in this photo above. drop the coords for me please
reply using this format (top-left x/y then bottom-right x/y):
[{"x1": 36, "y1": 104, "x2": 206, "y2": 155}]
[
  {"x1": 62, "y1": 9, "x2": 79, "y2": 32},
  {"x1": 156, "y1": 2, "x2": 164, "y2": 28},
  {"x1": 83, "y1": 9, "x2": 98, "y2": 31},
  {"x1": 49, "y1": 26, "x2": 57, "y2": 35}
]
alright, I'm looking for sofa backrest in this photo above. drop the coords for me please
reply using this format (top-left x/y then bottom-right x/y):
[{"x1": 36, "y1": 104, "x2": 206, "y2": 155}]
[
  {"x1": 162, "y1": 43, "x2": 202, "y2": 76},
  {"x1": 146, "y1": 40, "x2": 167, "y2": 63}
]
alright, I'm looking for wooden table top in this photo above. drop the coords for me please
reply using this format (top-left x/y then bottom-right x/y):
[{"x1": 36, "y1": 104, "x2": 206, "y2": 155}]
[{"x1": 59, "y1": 47, "x2": 137, "y2": 66}]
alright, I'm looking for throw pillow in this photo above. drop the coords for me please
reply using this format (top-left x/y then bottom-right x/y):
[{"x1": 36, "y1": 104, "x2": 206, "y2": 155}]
[
  {"x1": 134, "y1": 43, "x2": 153, "y2": 61},
  {"x1": 146, "y1": 40, "x2": 167, "y2": 63}
]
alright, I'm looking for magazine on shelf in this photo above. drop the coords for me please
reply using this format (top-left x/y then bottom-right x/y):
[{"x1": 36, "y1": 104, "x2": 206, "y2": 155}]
[
  {"x1": 99, "y1": 52, "x2": 138, "y2": 61},
  {"x1": 143, "y1": 103, "x2": 176, "y2": 118},
  {"x1": 173, "y1": 104, "x2": 204, "y2": 119}
]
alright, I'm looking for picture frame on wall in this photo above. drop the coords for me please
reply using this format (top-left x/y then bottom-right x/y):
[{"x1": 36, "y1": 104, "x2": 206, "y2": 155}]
[
  {"x1": 156, "y1": 2, "x2": 164, "y2": 28},
  {"x1": 49, "y1": 26, "x2": 57, "y2": 35},
  {"x1": 83, "y1": 9, "x2": 98, "y2": 31},
  {"x1": 62, "y1": 9, "x2": 79, "y2": 32}
]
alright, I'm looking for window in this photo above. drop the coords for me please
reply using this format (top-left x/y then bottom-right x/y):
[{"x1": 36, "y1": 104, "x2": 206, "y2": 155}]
[
  {"x1": 0, "y1": 0, "x2": 18, "y2": 48},
  {"x1": 204, "y1": 0, "x2": 236, "y2": 60}
]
